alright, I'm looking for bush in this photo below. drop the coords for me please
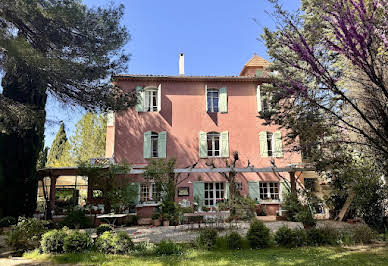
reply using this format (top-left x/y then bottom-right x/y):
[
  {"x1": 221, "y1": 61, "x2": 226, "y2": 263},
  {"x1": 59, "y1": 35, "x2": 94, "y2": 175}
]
[
  {"x1": 6, "y1": 217, "x2": 47, "y2": 251},
  {"x1": 112, "y1": 231, "x2": 134, "y2": 254},
  {"x1": 229, "y1": 197, "x2": 256, "y2": 221},
  {"x1": 274, "y1": 226, "x2": 307, "y2": 247},
  {"x1": 95, "y1": 231, "x2": 115, "y2": 254},
  {"x1": 40, "y1": 229, "x2": 68, "y2": 254},
  {"x1": 197, "y1": 228, "x2": 218, "y2": 250},
  {"x1": 296, "y1": 206, "x2": 316, "y2": 228},
  {"x1": 246, "y1": 220, "x2": 271, "y2": 249},
  {"x1": 226, "y1": 231, "x2": 243, "y2": 250},
  {"x1": 306, "y1": 227, "x2": 339, "y2": 246},
  {"x1": 63, "y1": 231, "x2": 92, "y2": 253},
  {"x1": 154, "y1": 240, "x2": 183, "y2": 256},
  {"x1": 96, "y1": 224, "x2": 113, "y2": 236},
  {"x1": 61, "y1": 208, "x2": 91, "y2": 229},
  {"x1": 351, "y1": 224, "x2": 376, "y2": 244},
  {"x1": 0, "y1": 216, "x2": 17, "y2": 227},
  {"x1": 133, "y1": 241, "x2": 156, "y2": 255}
]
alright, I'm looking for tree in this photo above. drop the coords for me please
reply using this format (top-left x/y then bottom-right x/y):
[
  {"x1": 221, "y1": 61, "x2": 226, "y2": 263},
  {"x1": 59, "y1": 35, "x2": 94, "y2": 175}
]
[
  {"x1": 261, "y1": 0, "x2": 388, "y2": 172},
  {"x1": 69, "y1": 112, "x2": 107, "y2": 163},
  {"x1": 46, "y1": 122, "x2": 68, "y2": 167},
  {"x1": 36, "y1": 146, "x2": 48, "y2": 170},
  {"x1": 0, "y1": 0, "x2": 136, "y2": 217}
]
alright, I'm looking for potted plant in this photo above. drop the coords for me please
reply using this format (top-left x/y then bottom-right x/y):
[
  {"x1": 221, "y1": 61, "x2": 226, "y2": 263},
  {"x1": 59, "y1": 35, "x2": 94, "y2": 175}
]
[
  {"x1": 152, "y1": 210, "x2": 161, "y2": 226},
  {"x1": 162, "y1": 213, "x2": 170, "y2": 226}
]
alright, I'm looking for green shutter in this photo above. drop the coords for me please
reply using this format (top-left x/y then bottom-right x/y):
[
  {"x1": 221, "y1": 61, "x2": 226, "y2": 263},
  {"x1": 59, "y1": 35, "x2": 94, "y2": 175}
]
[
  {"x1": 259, "y1": 131, "x2": 268, "y2": 157},
  {"x1": 133, "y1": 182, "x2": 140, "y2": 205},
  {"x1": 257, "y1": 85, "x2": 262, "y2": 112},
  {"x1": 157, "y1": 84, "x2": 161, "y2": 112},
  {"x1": 193, "y1": 181, "x2": 205, "y2": 208},
  {"x1": 158, "y1": 131, "x2": 167, "y2": 158},
  {"x1": 256, "y1": 70, "x2": 263, "y2": 77},
  {"x1": 199, "y1": 131, "x2": 207, "y2": 158},
  {"x1": 136, "y1": 86, "x2": 144, "y2": 112},
  {"x1": 144, "y1": 131, "x2": 151, "y2": 159},
  {"x1": 219, "y1": 87, "x2": 228, "y2": 113},
  {"x1": 280, "y1": 181, "x2": 289, "y2": 202},
  {"x1": 224, "y1": 182, "x2": 229, "y2": 200},
  {"x1": 205, "y1": 85, "x2": 208, "y2": 112},
  {"x1": 273, "y1": 131, "x2": 283, "y2": 158},
  {"x1": 221, "y1": 131, "x2": 229, "y2": 158},
  {"x1": 248, "y1": 182, "x2": 260, "y2": 202}
]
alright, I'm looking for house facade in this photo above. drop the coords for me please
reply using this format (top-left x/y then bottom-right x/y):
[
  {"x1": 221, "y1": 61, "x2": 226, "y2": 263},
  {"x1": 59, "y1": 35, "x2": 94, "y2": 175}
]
[{"x1": 104, "y1": 54, "x2": 306, "y2": 218}]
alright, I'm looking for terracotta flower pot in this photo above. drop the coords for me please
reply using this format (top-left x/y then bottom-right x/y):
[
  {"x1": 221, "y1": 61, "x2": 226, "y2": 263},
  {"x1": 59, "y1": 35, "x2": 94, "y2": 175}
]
[
  {"x1": 153, "y1": 219, "x2": 161, "y2": 226},
  {"x1": 163, "y1": 220, "x2": 170, "y2": 226}
]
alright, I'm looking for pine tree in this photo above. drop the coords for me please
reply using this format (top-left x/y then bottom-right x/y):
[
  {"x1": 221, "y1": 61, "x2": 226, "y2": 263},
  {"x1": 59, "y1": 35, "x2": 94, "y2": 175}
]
[{"x1": 46, "y1": 123, "x2": 68, "y2": 167}]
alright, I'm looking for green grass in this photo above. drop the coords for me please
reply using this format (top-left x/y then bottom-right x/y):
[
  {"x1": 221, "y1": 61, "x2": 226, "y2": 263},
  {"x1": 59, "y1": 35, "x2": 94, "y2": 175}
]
[{"x1": 24, "y1": 246, "x2": 388, "y2": 266}]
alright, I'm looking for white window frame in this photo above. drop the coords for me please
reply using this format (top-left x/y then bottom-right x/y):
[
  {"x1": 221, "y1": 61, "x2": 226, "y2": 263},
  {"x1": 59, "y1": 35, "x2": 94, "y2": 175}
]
[
  {"x1": 207, "y1": 89, "x2": 219, "y2": 112},
  {"x1": 139, "y1": 183, "x2": 159, "y2": 203},
  {"x1": 204, "y1": 182, "x2": 225, "y2": 207},
  {"x1": 259, "y1": 182, "x2": 279, "y2": 200},
  {"x1": 144, "y1": 88, "x2": 158, "y2": 112},
  {"x1": 151, "y1": 132, "x2": 159, "y2": 158},
  {"x1": 207, "y1": 132, "x2": 220, "y2": 157}
]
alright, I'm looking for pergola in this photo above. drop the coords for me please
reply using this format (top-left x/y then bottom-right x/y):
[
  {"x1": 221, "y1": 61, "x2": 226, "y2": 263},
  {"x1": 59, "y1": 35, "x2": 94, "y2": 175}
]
[{"x1": 37, "y1": 165, "x2": 315, "y2": 216}]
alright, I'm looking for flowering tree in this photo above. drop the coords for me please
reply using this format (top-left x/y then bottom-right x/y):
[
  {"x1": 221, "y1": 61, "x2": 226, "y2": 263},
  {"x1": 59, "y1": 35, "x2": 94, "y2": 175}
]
[{"x1": 262, "y1": 0, "x2": 388, "y2": 172}]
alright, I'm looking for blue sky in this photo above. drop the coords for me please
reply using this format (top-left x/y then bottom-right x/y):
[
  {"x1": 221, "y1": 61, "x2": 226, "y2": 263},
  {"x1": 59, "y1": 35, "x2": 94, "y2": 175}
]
[{"x1": 43, "y1": 0, "x2": 301, "y2": 147}]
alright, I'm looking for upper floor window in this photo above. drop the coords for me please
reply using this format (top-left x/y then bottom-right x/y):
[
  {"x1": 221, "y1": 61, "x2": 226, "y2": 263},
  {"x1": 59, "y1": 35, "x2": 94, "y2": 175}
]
[
  {"x1": 207, "y1": 89, "x2": 219, "y2": 112},
  {"x1": 207, "y1": 132, "x2": 220, "y2": 157},
  {"x1": 144, "y1": 88, "x2": 158, "y2": 112},
  {"x1": 257, "y1": 85, "x2": 271, "y2": 113},
  {"x1": 136, "y1": 85, "x2": 161, "y2": 112},
  {"x1": 259, "y1": 131, "x2": 283, "y2": 158},
  {"x1": 144, "y1": 131, "x2": 166, "y2": 158},
  {"x1": 266, "y1": 132, "x2": 273, "y2": 157}
]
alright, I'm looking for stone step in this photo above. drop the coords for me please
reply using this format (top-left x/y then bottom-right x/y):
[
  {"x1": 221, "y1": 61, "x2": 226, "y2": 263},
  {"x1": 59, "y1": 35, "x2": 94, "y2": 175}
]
[{"x1": 256, "y1": 216, "x2": 277, "y2": 221}]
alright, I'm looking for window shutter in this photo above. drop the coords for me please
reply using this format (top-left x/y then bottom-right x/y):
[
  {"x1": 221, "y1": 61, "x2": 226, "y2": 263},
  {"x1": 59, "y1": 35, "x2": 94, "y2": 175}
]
[
  {"x1": 157, "y1": 84, "x2": 162, "y2": 112},
  {"x1": 219, "y1": 87, "x2": 228, "y2": 113},
  {"x1": 273, "y1": 131, "x2": 283, "y2": 158},
  {"x1": 221, "y1": 131, "x2": 229, "y2": 158},
  {"x1": 259, "y1": 131, "x2": 268, "y2": 157},
  {"x1": 248, "y1": 181, "x2": 260, "y2": 202},
  {"x1": 199, "y1": 131, "x2": 207, "y2": 158},
  {"x1": 205, "y1": 85, "x2": 208, "y2": 112},
  {"x1": 257, "y1": 85, "x2": 262, "y2": 112},
  {"x1": 193, "y1": 181, "x2": 204, "y2": 208},
  {"x1": 143, "y1": 131, "x2": 151, "y2": 159},
  {"x1": 133, "y1": 182, "x2": 140, "y2": 205},
  {"x1": 280, "y1": 181, "x2": 289, "y2": 202},
  {"x1": 224, "y1": 182, "x2": 229, "y2": 200},
  {"x1": 136, "y1": 86, "x2": 144, "y2": 112},
  {"x1": 158, "y1": 131, "x2": 167, "y2": 158},
  {"x1": 107, "y1": 111, "x2": 114, "y2": 126}
]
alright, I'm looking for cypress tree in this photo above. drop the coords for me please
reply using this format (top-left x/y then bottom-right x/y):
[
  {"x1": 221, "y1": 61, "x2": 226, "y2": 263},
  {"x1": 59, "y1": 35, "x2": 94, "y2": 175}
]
[{"x1": 46, "y1": 123, "x2": 68, "y2": 167}]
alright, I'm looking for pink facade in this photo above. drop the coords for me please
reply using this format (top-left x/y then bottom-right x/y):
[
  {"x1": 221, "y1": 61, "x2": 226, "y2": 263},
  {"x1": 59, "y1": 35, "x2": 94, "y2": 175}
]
[{"x1": 106, "y1": 55, "x2": 303, "y2": 217}]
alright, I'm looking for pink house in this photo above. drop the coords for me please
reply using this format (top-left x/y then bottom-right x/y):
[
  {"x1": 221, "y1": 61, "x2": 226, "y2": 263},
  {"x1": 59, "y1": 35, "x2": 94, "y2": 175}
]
[{"x1": 104, "y1": 54, "x2": 304, "y2": 219}]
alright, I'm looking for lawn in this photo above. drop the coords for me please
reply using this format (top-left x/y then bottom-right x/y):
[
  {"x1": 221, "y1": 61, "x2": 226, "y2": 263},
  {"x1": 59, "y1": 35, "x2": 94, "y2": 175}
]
[{"x1": 24, "y1": 245, "x2": 388, "y2": 266}]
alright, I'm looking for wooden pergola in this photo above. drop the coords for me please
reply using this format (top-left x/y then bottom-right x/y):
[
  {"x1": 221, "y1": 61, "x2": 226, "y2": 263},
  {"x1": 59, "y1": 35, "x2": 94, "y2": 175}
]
[{"x1": 37, "y1": 165, "x2": 315, "y2": 216}]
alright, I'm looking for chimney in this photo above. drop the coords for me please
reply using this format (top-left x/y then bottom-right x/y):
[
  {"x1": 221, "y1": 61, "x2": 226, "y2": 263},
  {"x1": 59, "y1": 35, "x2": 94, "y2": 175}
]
[{"x1": 179, "y1": 53, "x2": 184, "y2": 75}]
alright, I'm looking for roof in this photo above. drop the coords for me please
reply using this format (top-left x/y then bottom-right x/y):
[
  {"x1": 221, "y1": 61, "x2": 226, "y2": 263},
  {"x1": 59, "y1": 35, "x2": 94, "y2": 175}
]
[
  {"x1": 112, "y1": 74, "x2": 267, "y2": 82},
  {"x1": 240, "y1": 54, "x2": 271, "y2": 76}
]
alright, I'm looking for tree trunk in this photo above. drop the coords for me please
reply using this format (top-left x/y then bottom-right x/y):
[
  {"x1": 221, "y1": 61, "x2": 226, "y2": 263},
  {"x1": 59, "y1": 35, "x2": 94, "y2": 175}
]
[{"x1": 0, "y1": 63, "x2": 47, "y2": 217}]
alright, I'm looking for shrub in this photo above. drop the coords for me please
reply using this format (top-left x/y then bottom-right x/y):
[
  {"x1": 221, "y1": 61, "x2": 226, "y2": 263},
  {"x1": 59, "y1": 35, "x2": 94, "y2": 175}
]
[
  {"x1": 61, "y1": 208, "x2": 91, "y2": 229},
  {"x1": 0, "y1": 216, "x2": 17, "y2": 227},
  {"x1": 154, "y1": 240, "x2": 183, "y2": 256},
  {"x1": 96, "y1": 224, "x2": 113, "y2": 236},
  {"x1": 133, "y1": 241, "x2": 156, "y2": 255},
  {"x1": 229, "y1": 197, "x2": 256, "y2": 221},
  {"x1": 296, "y1": 206, "x2": 316, "y2": 228},
  {"x1": 306, "y1": 227, "x2": 339, "y2": 246},
  {"x1": 246, "y1": 220, "x2": 272, "y2": 249},
  {"x1": 95, "y1": 231, "x2": 115, "y2": 254},
  {"x1": 6, "y1": 217, "x2": 47, "y2": 251},
  {"x1": 351, "y1": 224, "x2": 376, "y2": 244},
  {"x1": 40, "y1": 229, "x2": 67, "y2": 254},
  {"x1": 197, "y1": 228, "x2": 218, "y2": 249},
  {"x1": 226, "y1": 231, "x2": 243, "y2": 250},
  {"x1": 112, "y1": 231, "x2": 134, "y2": 254},
  {"x1": 282, "y1": 193, "x2": 302, "y2": 222},
  {"x1": 275, "y1": 226, "x2": 307, "y2": 247},
  {"x1": 63, "y1": 231, "x2": 92, "y2": 253}
]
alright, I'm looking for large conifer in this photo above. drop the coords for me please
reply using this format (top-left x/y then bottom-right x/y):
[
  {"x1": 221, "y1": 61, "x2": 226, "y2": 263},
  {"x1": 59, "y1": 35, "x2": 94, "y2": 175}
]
[{"x1": 46, "y1": 123, "x2": 68, "y2": 167}]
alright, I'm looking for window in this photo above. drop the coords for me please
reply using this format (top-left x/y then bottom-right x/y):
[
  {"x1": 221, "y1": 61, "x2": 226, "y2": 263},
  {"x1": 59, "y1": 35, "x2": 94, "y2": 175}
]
[
  {"x1": 151, "y1": 132, "x2": 159, "y2": 158},
  {"x1": 144, "y1": 88, "x2": 158, "y2": 112},
  {"x1": 266, "y1": 132, "x2": 273, "y2": 157},
  {"x1": 259, "y1": 182, "x2": 279, "y2": 200},
  {"x1": 207, "y1": 89, "x2": 219, "y2": 112},
  {"x1": 207, "y1": 132, "x2": 220, "y2": 157},
  {"x1": 139, "y1": 183, "x2": 160, "y2": 203},
  {"x1": 262, "y1": 94, "x2": 270, "y2": 112},
  {"x1": 204, "y1": 182, "x2": 224, "y2": 206}
]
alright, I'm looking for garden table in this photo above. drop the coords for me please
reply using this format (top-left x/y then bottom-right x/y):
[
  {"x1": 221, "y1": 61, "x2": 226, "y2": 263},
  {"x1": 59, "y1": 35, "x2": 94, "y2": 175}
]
[{"x1": 96, "y1": 213, "x2": 128, "y2": 227}]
